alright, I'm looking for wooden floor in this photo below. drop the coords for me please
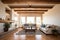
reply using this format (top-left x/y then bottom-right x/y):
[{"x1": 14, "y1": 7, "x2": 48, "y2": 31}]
[{"x1": 0, "y1": 28, "x2": 60, "y2": 40}]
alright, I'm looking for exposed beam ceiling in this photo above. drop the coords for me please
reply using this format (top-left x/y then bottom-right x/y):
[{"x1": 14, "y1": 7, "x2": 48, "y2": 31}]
[
  {"x1": 13, "y1": 8, "x2": 50, "y2": 10},
  {"x1": 17, "y1": 11, "x2": 44, "y2": 14},
  {"x1": 10, "y1": 5, "x2": 53, "y2": 12},
  {"x1": 14, "y1": 9, "x2": 48, "y2": 12},
  {"x1": 2, "y1": 0, "x2": 60, "y2": 4},
  {"x1": 14, "y1": 8, "x2": 49, "y2": 12},
  {"x1": 9, "y1": 4, "x2": 54, "y2": 8},
  {"x1": 1, "y1": 0, "x2": 56, "y2": 14},
  {"x1": 9, "y1": 4, "x2": 54, "y2": 12}
]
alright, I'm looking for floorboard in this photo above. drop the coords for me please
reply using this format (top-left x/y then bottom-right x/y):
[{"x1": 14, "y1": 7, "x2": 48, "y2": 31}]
[{"x1": 0, "y1": 28, "x2": 60, "y2": 40}]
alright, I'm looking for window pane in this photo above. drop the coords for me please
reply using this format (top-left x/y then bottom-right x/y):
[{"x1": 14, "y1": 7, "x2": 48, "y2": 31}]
[
  {"x1": 20, "y1": 17, "x2": 25, "y2": 24},
  {"x1": 27, "y1": 17, "x2": 35, "y2": 24},
  {"x1": 36, "y1": 17, "x2": 41, "y2": 25}
]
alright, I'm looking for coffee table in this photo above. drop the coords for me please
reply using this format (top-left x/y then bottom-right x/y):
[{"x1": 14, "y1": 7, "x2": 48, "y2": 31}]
[{"x1": 25, "y1": 29, "x2": 36, "y2": 32}]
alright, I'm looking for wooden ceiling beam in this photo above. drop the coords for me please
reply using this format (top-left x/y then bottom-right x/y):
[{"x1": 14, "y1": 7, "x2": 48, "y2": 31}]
[
  {"x1": 9, "y1": 5, "x2": 54, "y2": 8},
  {"x1": 13, "y1": 8, "x2": 50, "y2": 10},
  {"x1": 1, "y1": 0, "x2": 60, "y2": 4},
  {"x1": 14, "y1": 10, "x2": 48, "y2": 12},
  {"x1": 17, "y1": 11, "x2": 44, "y2": 13}
]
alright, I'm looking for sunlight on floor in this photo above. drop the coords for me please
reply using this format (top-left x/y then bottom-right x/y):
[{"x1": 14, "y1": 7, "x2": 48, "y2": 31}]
[
  {"x1": 35, "y1": 35, "x2": 42, "y2": 40},
  {"x1": 14, "y1": 32, "x2": 42, "y2": 40},
  {"x1": 19, "y1": 35, "x2": 26, "y2": 40},
  {"x1": 14, "y1": 32, "x2": 26, "y2": 40}
]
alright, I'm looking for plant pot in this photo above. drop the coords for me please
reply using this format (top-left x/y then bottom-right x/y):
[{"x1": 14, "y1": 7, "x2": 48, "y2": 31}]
[
  {"x1": 4, "y1": 28, "x2": 9, "y2": 32},
  {"x1": 3, "y1": 23, "x2": 11, "y2": 32}
]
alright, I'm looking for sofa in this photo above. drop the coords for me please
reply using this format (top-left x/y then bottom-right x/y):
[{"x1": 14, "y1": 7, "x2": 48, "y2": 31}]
[
  {"x1": 40, "y1": 24, "x2": 60, "y2": 34},
  {"x1": 23, "y1": 24, "x2": 37, "y2": 32}
]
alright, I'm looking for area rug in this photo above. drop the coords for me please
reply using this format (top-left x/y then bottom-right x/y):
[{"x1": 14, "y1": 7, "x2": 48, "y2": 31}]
[{"x1": 16, "y1": 30, "x2": 44, "y2": 35}]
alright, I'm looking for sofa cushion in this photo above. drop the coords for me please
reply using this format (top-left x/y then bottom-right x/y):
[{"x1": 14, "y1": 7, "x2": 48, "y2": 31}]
[
  {"x1": 23, "y1": 24, "x2": 36, "y2": 30},
  {"x1": 24, "y1": 24, "x2": 29, "y2": 26},
  {"x1": 41, "y1": 24, "x2": 46, "y2": 28},
  {"x1": 46, "y1": 25, "x2": 52, "y2": 28}
]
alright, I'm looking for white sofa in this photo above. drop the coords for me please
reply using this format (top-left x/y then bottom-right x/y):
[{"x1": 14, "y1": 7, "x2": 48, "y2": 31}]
[
  {"x1": 56, "y1": 26, "x2": 60, "y2": 33},
  {"x1": 40, "y1": 26, "x2": 53, "y2": 34},
  {"x1": 40, "y1": 24, "x2": 59, "y2": 34}
]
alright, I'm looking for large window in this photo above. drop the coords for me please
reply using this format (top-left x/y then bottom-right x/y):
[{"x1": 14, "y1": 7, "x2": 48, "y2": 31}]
[
  {"x1": 20, "y1": 16, "x2": 41, "y2": 25},
  {"x1": 27, "y1": 17, "x2": 35, "y2": 24},
  {"x1": 36, "y1": 17, "x2": 41, "y2": 25},
  {"x1": 20, "y1": 17, "x2": 25, "y2": 24}
]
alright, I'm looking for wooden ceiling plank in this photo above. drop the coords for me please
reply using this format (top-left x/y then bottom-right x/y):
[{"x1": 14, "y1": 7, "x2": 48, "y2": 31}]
[
  {"x1": 14, "y1": 9, "x2": 48, "y2": 11},
  {"x1": 2, "y1": 0, "x2": 60, "y2": 4},
  {"x1": 9, "y1": 5, "x2": 54, "y2": 8}
]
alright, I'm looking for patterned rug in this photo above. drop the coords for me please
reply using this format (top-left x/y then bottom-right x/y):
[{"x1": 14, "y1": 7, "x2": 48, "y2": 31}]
[{"x1": 16, "y1": 30, "x2": 44, "y2": 35}]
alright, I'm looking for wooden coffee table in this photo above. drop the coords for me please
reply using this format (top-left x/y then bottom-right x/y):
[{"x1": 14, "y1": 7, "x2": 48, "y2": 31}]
[{"x1": 25, "y1": 29, "x2": 36, "y2": 32}]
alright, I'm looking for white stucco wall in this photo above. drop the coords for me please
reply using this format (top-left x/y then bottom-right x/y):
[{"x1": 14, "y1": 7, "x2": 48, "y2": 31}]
[
  {"x1": 0, "y1": 1, "x2": 6, "y2": 33},
  {"x1": 9, "y1": 9, "x2": 20, "y2": 30},
  {"x1": 0, "y1": 1, "x2": 20, "y2": 33},
  {"x1": 43, "y1": 4, "x2": 60, "y2": 26}
]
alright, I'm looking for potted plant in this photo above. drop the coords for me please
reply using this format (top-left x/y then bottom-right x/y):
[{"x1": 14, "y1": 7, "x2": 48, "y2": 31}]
[{"x1": 3, "y1": 22, "x2": 11, "y2": 32}]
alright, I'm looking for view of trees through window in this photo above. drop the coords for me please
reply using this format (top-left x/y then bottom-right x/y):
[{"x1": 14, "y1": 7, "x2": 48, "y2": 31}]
[
  {"x1": 27, "y1": 17, "x2": 35, "y2": 24},
  {"x1": 20, "y1": 16, "x2": 41, "y2": 25}
]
